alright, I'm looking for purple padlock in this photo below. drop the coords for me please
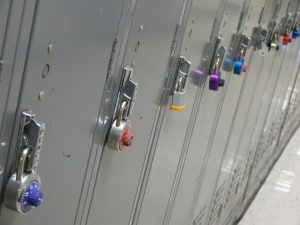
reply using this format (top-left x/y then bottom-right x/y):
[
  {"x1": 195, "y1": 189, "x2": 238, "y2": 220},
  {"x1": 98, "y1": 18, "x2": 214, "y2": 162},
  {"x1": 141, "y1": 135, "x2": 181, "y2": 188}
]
[
  {"x1": 209, "y1": 72, "x2": 219, "y2": 90},
  {"x1": 209, "y1": 71, "x2": 225, "y2": 91}
]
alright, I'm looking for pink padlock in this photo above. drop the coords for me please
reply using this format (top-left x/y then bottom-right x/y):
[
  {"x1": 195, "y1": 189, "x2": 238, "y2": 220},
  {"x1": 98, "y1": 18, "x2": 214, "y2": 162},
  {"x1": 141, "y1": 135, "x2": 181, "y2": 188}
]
[{"x1": 242, "y1": 64, "x2": 248, "y2": 73}]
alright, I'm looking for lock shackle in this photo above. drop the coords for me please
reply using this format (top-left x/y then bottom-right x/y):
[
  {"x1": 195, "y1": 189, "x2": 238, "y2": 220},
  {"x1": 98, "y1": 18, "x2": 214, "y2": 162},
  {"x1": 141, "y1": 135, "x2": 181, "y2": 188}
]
[
  {"x1": 16, "y1": 148, "x2": 31, "y2": 181},
  {"x1": 214, "y1": 56, "x2": 222, "y2": 74},
  {"x1": 176, "y1": 75, "x2": 184, "y2": 92},
  {"x1": 116, "y1": 101, "x2": 128, "y2": 127},
  {"x1": 239, "y1": 48, "x2": 245, "y2": 59}
]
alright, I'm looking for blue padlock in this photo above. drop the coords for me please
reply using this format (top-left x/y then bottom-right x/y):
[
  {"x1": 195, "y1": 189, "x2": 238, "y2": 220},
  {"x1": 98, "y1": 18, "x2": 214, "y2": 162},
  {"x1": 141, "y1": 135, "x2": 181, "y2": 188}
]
[
  {"x1": 233, "y1": 59, "x2": 244, "y2": 75},
  {"x1": 292, "y1": 28, "x2": 300, "y2": 39},
  {"x1": 222, "y1": 56, "x2": 233, "y2": 72}
]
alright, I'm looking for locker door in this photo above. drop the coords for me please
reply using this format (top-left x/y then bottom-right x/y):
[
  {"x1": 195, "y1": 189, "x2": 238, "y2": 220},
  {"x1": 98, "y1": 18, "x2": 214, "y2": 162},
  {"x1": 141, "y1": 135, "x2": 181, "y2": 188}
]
[
  {"x1": 0, "y1": 0, "x2": 128, "y2": 224},
  {"x1": 78, "y1": 0, "x2": 194, "y2": 225},
  {"x1": 239, "y1": 0, "x2": 300, "y2": 203},
  {"x1": 0, "y1": 0, "x2": 11, "y2": 54},
  {"x1": 0, "y1": 0, "x2": 37, "y2": 195},
  {"x1": 132, "y1": 1, "x2": 226, "y2": 225},
  {"x1": 210, "y1": 0, "x2": 280, "y2": 224}
]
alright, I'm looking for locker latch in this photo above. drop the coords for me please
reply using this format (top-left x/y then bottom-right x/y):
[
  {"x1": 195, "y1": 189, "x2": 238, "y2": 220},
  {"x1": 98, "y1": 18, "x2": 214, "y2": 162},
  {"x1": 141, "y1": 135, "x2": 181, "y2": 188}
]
[
  {"x1": 4, "y1": 111, "x2": 45, "y2": 214},
  {"x1": 107, "y1": 67, "x2": 138, "y2": 151},
  {"x1": 266, "y1": 21, "x2": 281, "y2": 51},
  {"x1": 222, "y1": 34, "x2": 236, "y2": 72},
  {"x1": 209, "y1": 44, "x2": 226, "y2": 91},
  {"x1": 250, "y1": 26, "x2": 268, "y2": 50},
  {"x1": 233, "y1": 34, "x2": 250, "y2": 75},
  {"x1": 170, "y1": 56, "x2": 191, "y2": 111}
]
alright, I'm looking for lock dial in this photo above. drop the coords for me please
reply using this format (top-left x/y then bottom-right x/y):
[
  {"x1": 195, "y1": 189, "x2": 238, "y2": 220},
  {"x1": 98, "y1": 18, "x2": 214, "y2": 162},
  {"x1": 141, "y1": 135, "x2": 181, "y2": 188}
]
[{"x1": 20, "y1": 180, "x2": 43, "y2": 213}]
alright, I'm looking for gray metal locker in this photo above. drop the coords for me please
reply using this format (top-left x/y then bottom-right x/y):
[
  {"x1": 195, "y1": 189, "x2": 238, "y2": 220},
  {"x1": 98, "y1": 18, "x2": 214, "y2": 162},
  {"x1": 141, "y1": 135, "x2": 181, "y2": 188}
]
[
  {"x1": 77, "y1": 0, "x2": 196, "y2": 225},
  {"x1": 214, "y1": 0, "x2": 283, "y2": 222},
  {"x1": 234, "y1": 1, "x2": 298, "y2": 214},
  {"x1": 160, "y1": 1, "x2": 253, "y2": 225},
  {"x1": 226, "y1": 0, "x2": 295, "y2": 210},
  {"x1": 208, "y1": 0, "x2": 282, "y2": 224},
  {"x1": 0, "y1": 0, "x2": 131, "y2": 224},
  {"x1": 244, "y1": 0, "x2": 300, "y2": 197},
  {"x1": 186, "y1": 1, "x2": 253, "y2": 225},
  {"x1": 275, "y1": 4, "x2": 300, "y2": 149},
  {"x1": 187, "y1": 0, "x2": 277, "y2": 224},
  {"x1": 0, "y1": 0, "x2": 299, "y2": 225},
  {"x1": 132, "y1": 1, "x2": 226, "y2": 225}
]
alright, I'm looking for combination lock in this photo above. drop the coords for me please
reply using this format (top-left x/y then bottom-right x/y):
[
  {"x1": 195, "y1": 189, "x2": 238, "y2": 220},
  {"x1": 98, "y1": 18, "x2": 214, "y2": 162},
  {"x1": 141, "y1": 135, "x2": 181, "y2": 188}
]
[
  {"x1": 107, "y1": 67, "x2": 138, "y2": 151},
  {"x1": 4, "y1": 111, "x2": 45, "y2": 214}
]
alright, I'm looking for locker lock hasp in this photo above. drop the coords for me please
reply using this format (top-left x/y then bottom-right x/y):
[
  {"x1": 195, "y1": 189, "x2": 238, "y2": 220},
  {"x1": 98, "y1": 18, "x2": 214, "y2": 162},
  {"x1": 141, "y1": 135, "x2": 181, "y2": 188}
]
[
  {"x1": 170, "y1": 56, "x2": 191, "y2": 111},
  {"x1": 107, "y1": 67, "x2": 138, "y2": 151},
  {"x1": 4, "y1": 111, "x2": 45, "y2": 214},
  {"x1": 209, "y1": 38, "x2": 225, "y2": 91},
  {"x1": 266, "y1": 21, "x2": 281, "y2": 51},
  {"x1": 233, "y1": 34, "x2": 250, "y2": 75},
  {"x1": 281, "y1": 12, "x2": 299, "y2": 45}
]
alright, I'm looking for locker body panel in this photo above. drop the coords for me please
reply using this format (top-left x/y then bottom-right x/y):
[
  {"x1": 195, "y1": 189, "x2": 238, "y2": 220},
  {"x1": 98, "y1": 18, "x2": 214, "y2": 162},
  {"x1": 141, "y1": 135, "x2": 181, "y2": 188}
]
[{"x1": 0, "y1": 0, "x2": 127, "y2": 223}]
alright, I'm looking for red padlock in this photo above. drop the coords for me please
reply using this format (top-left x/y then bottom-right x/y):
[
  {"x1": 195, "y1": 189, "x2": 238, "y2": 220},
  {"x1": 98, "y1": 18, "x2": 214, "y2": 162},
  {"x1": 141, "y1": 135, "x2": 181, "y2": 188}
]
[{"x1": 282, "y1": 33, "x2": 291, "y2": 45}]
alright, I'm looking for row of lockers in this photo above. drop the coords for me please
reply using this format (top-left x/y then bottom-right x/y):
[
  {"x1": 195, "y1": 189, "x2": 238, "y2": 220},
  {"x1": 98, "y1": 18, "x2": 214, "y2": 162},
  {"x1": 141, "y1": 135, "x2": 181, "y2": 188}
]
[{"x1": 0, "y1": 0, "x2": 299, "y2": 224}]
